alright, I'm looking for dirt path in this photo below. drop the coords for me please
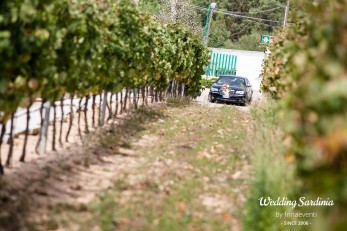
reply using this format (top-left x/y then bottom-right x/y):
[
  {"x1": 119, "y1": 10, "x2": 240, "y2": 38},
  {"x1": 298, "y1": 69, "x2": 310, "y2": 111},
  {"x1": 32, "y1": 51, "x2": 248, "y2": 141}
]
[
  {"x1": 195, "y1": 88, "x2": 263, "y2": 110},
  {"x1": 0, "y1": 101, "x2": 252, "y2": 231}
]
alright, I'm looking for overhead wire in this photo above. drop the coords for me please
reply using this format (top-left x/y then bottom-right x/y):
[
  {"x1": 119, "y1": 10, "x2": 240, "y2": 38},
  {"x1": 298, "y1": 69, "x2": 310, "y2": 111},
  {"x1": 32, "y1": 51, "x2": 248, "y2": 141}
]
[
  {"x1": 153, "y1": 2, "x2": 283, "y2": 29},
  {"x1": 190, "y1": 5, "x2": 208, "y2": 11},
  {"x1": 221, "y1": 6, "x2": 284, "y2": 15},
  {"x1": 246, "y1": 6, "x2": 284, "y2": 14},
  {"x1": 189, "y1": 4, "x2": 282, "y2": 25},
  {"x1": 215, "y1": 10, "x2": 281, "y2": 23},
  {"x1": 191, "y1": 5, "x2": 284, "y2": 15},
  {"x1": 178, "y1": 3, "x2": 284, "y2": 29},
  {"x1": 237, "y1": 19, "x2": 281, "y2": 28}
]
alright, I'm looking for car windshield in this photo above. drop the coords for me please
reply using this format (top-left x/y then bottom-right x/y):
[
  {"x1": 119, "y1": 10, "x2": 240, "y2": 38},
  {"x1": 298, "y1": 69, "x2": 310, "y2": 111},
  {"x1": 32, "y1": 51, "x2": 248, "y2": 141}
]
[{"x1": 216, "y1": 76, "x2": 246, "y2": 87}]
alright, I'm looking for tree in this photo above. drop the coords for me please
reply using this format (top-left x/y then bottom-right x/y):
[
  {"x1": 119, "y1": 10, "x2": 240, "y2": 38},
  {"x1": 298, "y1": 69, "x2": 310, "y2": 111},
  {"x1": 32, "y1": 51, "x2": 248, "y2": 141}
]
[
  {"x1": 139, "y1": 0, "x2": 203, "y2": 37},
  {"x1": 193, "y1": 0, "x2": 287, "y2": 49},
  {"x1": 139, "y1": 0, "x2": 289, "y2": 50},
  {"x1": 208, "y1": 14, "x2": 230, "y2": 47},
  {"x1": 224, "y1": 31, "x2": 263, "y2": 51}
]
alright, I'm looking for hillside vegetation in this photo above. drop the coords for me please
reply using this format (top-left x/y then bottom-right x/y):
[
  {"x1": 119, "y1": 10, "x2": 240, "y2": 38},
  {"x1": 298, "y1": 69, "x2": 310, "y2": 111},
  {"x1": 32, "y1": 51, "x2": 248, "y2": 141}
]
[{"x1": 140, "y1": 0, "x2": 289, "y2": 51}]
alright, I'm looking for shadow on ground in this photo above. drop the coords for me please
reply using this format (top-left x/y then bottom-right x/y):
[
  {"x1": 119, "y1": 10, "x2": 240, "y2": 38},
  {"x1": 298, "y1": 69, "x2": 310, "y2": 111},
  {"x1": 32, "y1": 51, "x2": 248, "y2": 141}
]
[{"x1": 0, "y1": 106, "x2": 166, "y2": 231}]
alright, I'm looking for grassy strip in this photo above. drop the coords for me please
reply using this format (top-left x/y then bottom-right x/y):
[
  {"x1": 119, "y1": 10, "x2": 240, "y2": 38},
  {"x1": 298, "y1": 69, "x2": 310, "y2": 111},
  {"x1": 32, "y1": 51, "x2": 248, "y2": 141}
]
[
  {"x1": 243, "y1": 101, "x2": 302, "y2": 231},
  {"x1": 45, "y1": 102, "x2": 252, "y2": 231}
]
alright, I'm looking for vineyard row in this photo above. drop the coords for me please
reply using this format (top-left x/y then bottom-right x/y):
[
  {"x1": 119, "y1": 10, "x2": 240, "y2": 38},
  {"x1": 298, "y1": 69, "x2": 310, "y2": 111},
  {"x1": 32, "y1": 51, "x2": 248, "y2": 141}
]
[
  {"x1": 0, "y1": 0, "x2": 210, "y2": 174},
  {"x1": 0, "y1": 83, "x2": 187, "y2": 175}
]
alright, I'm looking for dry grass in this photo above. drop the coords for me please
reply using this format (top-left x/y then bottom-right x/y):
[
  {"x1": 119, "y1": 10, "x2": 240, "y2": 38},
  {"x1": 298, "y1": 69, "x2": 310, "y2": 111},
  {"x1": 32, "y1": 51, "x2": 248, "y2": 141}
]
[
  {"x1": 0, "y1": 102, "x2": 253, "y2": 231},
  {"x1": 43, "y1": 103, "x2": 252, "y2": 231}
]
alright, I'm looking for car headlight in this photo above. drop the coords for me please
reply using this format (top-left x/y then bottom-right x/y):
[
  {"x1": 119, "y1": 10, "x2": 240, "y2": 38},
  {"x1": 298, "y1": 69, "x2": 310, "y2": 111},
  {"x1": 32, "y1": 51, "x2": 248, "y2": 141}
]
[
  {"x1": 211, "y1": 87, "x2": 219, "y2": 92},
  {"x1": 235, "y1": 90, "x2": 245, "y2": 95}
]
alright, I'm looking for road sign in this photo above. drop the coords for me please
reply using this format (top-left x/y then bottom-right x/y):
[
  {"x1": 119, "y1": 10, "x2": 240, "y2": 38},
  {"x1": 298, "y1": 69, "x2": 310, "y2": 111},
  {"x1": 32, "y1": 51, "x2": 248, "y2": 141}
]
[{"x1": 261, "y1": 35, "x2": 273, "y2": 44}]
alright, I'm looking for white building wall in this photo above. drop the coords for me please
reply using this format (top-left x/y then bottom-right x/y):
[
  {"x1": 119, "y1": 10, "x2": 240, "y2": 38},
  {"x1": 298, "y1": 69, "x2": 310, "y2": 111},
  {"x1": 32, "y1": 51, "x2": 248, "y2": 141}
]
[{"x1": 209, "y1": 48, "x2": 265, "y2": 91}]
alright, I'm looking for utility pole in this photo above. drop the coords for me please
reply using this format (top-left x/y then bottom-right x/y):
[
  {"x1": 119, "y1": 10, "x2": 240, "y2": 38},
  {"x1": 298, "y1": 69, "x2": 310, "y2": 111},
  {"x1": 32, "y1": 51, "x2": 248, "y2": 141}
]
[
  {"x1": 203, "y1": 3, "x2": 217, "y2": 47},
  {"x1": 283, "y1": 0, "x2": 290, "y2": 28}
]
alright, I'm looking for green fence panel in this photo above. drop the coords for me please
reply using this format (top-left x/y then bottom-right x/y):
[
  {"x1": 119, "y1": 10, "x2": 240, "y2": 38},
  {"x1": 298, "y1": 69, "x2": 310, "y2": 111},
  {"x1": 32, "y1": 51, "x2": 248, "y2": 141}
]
[
  {"x1": 218, "y1": 53, "x2": 222, "y2": 76},
  {"x1": 229, "y1": 55, "x2": 234, "y2": 75},
  {"x1": 224, "y1": 55, "x2": 229, "y2": 74},
  {"x1": 233, "y1": 56, "x2": 237, "y2": 75},
  {"x1": 222, "y1": 54, "x2": 227, "y2": 75},
  {"x1": 211, "y1": 53, "x2": 216, "y2": 76},
  {"x1": 204, "y1": 52, "x2": 238, "y2": 77},
  {"x1": 228, "y1": 55, "x2": 233, "y2": 74},
  {"x1": 215, "y1": 53, "x2": 219, "y2": 76},
  {"x1": 228, "y1": 55, "x2": 232, "y2": 74}
]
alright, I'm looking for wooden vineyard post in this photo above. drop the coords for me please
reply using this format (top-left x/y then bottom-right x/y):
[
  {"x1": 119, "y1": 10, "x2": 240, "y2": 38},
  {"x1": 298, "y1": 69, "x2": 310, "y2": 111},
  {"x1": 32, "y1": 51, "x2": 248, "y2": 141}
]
[
  {"x1": 99, "y1": 90, "x2": 107, "y2": 126},
  {"x1": 40, "y1": 101, "x2": 51, "y2": 154}
]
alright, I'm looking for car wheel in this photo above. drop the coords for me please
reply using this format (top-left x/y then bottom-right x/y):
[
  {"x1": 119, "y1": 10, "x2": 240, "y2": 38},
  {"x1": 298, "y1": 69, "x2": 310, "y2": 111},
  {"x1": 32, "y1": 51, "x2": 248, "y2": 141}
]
[{"x1": 208, "y1": 93, "x2": 215, "y2": 103}]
